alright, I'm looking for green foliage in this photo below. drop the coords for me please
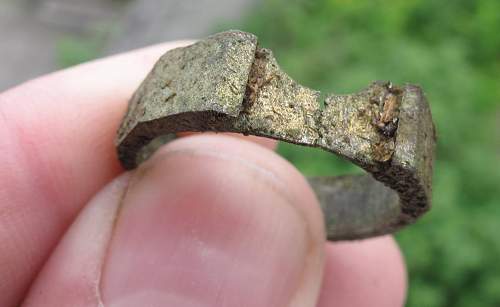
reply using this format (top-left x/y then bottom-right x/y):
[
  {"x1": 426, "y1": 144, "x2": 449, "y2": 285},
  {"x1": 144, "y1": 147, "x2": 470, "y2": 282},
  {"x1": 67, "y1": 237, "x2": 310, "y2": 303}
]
[
  {"x1": 56, "y1": 36, "x2": 102, "y2": 68},
  {"x1": 54, "y1": 1, "x2": 499, "y2": 303},
  {"x1": 227, "y1": 0, "x2": 500, "y2": 305}
]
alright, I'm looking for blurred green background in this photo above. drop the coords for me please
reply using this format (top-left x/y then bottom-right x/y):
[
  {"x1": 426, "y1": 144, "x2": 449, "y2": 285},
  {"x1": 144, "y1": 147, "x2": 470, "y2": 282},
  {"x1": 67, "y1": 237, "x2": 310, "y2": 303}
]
[
  {"x1": 56, "y1": 0, "x2": 499, "y2": 305},
  {"x1": 231, "y1": 1, "x2": 500, "y2": 306}
]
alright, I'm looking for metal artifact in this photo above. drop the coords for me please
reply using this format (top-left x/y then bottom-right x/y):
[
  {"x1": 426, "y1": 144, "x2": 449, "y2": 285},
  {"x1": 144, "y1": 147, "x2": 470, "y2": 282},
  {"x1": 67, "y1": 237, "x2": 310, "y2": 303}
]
[{"x1": 116, "y1": 30, "x2": 436, "y2": 240}]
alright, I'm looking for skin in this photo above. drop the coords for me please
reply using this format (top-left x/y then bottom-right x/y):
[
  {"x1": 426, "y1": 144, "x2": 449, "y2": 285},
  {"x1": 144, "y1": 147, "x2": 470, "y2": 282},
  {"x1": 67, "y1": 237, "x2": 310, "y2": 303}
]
[{"x1": 0, "y1": 41, "x2": 406, "y2": 307}]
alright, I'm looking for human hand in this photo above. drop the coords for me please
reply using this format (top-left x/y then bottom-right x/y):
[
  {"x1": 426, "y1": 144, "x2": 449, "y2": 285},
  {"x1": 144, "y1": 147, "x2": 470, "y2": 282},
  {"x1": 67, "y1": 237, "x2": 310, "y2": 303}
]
[{"x1": 0, "y1": 41, "x2": 406, "y2": 307}]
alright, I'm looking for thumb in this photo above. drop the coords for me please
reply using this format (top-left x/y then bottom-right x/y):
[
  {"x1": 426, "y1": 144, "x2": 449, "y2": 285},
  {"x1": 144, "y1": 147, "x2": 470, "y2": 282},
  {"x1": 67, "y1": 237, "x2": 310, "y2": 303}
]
[{"x1": 22, "y1": 135, "x2": 326, "y2": 307}]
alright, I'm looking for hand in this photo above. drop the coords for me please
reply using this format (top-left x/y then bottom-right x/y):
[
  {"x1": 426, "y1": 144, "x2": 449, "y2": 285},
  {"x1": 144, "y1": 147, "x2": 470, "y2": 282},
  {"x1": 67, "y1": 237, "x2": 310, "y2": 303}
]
[{"x1": 0, "y1": 41, "x2": 406, "y2": 307}]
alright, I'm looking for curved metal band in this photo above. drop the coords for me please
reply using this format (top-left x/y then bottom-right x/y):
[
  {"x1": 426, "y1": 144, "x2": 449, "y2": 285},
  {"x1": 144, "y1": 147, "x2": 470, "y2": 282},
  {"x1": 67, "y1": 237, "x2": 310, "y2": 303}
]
[{"x1": 115, "y1": 31, "x2": 436, "y2": 241}]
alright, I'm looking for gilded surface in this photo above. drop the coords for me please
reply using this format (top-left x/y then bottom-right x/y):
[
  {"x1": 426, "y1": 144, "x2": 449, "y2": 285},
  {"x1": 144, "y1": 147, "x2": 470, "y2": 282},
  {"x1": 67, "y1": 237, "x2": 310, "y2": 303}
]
[{"x1": 115, "y1": 30, "x2": 436, "y2": 240}]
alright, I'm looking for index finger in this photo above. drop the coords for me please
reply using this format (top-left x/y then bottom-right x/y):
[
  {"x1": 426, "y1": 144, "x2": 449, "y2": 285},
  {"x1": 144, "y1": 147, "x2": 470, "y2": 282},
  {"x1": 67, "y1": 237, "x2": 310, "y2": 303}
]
[{"x1": 0, "y1": 41, "x2": 191, "y2": 307}]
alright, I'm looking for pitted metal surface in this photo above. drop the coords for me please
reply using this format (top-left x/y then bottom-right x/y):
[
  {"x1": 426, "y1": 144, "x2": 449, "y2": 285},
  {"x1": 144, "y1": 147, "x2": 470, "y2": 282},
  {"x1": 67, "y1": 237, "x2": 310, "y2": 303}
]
[{"x1": 116, "y1": 30, "x2": 436, "y2": 240}]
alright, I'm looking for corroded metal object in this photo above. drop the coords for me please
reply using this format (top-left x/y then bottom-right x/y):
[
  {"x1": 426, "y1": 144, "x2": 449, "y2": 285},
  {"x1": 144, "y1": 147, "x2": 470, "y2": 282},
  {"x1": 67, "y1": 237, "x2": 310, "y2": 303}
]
[{"x1": 116, "y1": 30, "x2": 436, "y2": 241}]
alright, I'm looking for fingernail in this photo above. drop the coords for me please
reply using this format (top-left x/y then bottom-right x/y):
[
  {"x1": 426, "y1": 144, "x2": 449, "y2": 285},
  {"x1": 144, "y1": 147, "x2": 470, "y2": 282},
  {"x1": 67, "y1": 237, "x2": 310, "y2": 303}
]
[{"x1": 100, "y1": 145, "x2": 314, "y2": 307}]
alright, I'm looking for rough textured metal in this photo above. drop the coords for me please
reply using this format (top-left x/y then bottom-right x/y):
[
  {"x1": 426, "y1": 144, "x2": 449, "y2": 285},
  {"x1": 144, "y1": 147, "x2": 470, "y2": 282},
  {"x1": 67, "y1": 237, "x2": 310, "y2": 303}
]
[{"x1": 116, "y1": 30, "x2": 436, "y2": 241}]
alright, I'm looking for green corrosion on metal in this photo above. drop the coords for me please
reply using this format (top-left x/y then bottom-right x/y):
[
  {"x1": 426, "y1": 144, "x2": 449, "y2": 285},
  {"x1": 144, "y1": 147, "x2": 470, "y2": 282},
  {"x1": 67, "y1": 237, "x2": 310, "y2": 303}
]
[{"x1": 116, "y1": 30, "x2": 436, "y2": 241}]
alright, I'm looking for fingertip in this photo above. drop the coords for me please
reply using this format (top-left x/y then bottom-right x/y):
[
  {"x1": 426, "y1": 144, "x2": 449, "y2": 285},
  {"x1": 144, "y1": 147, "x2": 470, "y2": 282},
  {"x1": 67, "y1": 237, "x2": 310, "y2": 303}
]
[
  {"x1": 102, "y1": 134, "x2": 325, "y2": 307},
  {"x1": 0, "y1": 41, "x2": 200, "y2": 307},
  {"x1": 24, "y1": 134, "x2": 326, "y2": 307},
  {"x1": 177, "y1": 132, "x2": 278, "y2": 150},
  {"x1": 317, "y1": 236, "x2": 407, "y2": 307},
  {"x1": 21, "y1": 174, "x2": 131, "y2": 307}
]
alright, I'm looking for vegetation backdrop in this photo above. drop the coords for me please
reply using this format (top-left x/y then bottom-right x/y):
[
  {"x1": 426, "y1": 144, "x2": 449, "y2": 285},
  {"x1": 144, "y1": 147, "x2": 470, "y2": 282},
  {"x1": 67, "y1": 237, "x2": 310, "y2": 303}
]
[
  {"x1": 228, "y1": 0, "x2": 500, "y2": 306},
  {"x1": 58, "y1": 0, "x2": 499, "y2": 305}
]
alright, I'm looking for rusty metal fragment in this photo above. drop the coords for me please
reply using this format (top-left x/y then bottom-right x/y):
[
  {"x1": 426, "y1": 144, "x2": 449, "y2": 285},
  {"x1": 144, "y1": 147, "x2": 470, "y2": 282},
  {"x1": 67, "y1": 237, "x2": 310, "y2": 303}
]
[{"x1": 116, "y1": 30, "x2": 436, "y2": 241}]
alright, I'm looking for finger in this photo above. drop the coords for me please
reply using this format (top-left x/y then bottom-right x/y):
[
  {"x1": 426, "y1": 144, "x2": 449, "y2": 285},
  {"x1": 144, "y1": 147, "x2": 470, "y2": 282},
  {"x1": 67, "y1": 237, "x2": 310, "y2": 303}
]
[
  {"x1": 22, "y1": 134, "x2": 325, "y2": 307},
  {"x1": 20, "y1": 174, "x2": 131, "y2": 307},
  {"x1": 177, "y1": 132, "x2": 278, "y2": 150},
  {"x1": 317, "y1": 237, "x2": 407, "y2": 307},
  {"x1": 0, "y1": 41, "x2": 192, "y2": 307}
]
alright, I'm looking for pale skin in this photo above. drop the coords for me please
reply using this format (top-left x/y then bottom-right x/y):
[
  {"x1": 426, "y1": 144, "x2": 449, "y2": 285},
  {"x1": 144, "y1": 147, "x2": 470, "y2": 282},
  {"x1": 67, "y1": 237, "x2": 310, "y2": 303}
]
[{"x1": 0, "y1": 41, "x2": 407, "y2": 307}]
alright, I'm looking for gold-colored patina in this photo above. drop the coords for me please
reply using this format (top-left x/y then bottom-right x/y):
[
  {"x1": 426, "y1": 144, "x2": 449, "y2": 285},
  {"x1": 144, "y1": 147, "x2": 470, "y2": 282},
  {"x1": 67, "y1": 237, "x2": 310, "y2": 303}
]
[{"x1": 116, "y1": 31, "x2": 436, "y2": 240}]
